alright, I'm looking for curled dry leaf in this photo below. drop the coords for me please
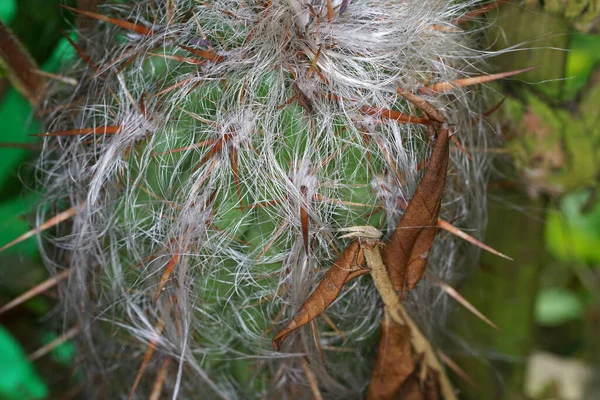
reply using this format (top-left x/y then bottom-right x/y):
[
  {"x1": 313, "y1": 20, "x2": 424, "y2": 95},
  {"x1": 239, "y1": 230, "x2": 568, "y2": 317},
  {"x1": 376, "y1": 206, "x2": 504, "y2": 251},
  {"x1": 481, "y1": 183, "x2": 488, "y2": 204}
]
[
  {"x1": 396, "y1": 363, "x2": 441, "y2": 400},
  {"x1": 367, "y1": 311, "x2": 415, "y2": 400},
  {"x1": 0, "y1": 21, "x2": 45, "y2": 106},
  {"x1": 382, "y1": 126, "x2": 450, "y2": 296},
  {"x1": 359, "y1": 234, "x2": 457, "y2": 400},
  {"x1": 272, "y1": 240, "x2": 365, "y2": 350}
]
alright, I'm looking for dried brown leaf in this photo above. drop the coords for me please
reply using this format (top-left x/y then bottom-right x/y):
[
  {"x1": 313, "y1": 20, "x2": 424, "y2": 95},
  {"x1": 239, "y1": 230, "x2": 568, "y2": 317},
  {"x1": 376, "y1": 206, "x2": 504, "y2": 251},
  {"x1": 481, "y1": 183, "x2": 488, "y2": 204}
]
[
  {"x1": 395, "y1": 360, "x2": 441, "y2": 400},
  {"x1": 382, "y1": 126, "x2": 449, "y2": 296},
  {"x1": 353, "y1": 228, "x2": 457, "y2": 400},
  {"x1": 0, "y1": 22, "x2": 44, "y2": 105},
  {"x1": 367, "y1": 311, "x2": 415, "y2": 400},
  {"x1": 272, "y1": 240, "x2": 365, "y2": 350}
]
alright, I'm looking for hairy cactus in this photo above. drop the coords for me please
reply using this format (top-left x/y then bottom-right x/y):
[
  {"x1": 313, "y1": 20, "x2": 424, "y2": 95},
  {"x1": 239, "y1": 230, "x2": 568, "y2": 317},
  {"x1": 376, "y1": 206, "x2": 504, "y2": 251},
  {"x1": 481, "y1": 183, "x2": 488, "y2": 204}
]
[{"x1": 31, "y1": 1, "x2": 514, "y2": 398}]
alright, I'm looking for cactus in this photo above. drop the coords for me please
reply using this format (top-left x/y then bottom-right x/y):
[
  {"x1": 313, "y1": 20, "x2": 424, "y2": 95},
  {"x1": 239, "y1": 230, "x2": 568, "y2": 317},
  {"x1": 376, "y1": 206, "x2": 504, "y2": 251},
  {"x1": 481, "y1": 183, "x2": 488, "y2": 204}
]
[{"x1": 17, "y1": 0, "x2": 519, "y2": 398}]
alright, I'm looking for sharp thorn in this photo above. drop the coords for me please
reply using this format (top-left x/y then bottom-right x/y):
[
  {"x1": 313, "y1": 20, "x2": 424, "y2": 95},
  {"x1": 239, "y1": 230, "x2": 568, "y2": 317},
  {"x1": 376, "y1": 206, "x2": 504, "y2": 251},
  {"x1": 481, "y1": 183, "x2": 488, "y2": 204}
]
[
  {"x1": 0, "y1": 269, "x2": 71, "y2": 315},
  {"x1": 0, "y1": 205, "x2": 82, "y2": 252}
]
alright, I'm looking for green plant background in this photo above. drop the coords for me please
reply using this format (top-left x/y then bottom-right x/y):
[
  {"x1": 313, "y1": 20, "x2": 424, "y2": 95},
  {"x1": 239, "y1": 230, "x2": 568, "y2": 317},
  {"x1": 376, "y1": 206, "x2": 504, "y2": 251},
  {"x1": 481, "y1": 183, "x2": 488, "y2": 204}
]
[
  {"x1": 0, "y1": 1, "x2": 599, "y2": 399},
  {"x1": 0, "y1": 1, "x2": 78, "y2": 399}
]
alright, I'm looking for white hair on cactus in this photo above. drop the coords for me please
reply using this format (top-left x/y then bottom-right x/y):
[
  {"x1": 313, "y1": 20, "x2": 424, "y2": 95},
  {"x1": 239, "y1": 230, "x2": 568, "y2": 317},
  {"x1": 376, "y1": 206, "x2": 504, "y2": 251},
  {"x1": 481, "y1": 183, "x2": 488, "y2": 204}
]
[{"x1": 37, "y1": 1, "x2": 502, "y2": 398}]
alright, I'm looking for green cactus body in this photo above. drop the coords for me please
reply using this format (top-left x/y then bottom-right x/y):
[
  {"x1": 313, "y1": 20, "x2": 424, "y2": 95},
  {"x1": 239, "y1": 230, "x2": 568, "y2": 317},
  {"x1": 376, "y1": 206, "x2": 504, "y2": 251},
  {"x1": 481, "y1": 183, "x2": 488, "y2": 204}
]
[{"x1": 38, "y1": 1, "x2": 496, "y2": 398}]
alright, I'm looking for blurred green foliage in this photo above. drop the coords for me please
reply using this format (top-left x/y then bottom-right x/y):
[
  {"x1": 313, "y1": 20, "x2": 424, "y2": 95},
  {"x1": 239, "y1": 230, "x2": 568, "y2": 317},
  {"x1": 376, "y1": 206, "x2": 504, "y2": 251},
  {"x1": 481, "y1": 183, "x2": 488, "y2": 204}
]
[
  {"x1": 564, "y1": 32, "x2": 600, "y2": 99},
  {"x1": 0, "y1": 327, "x2": 48, "y2": 400},
  {"x1": 546, "y1": 191, "x2": 600, "y2": 264},
  {"x1": 534, "y1": 0, "x2": 600, "y2": 33},
  {"x1": 535, "y1": 287, "x2": 585, "y2": 326},
  {"x1": 1, "y1": 1, "x2": 77, "y2": 399},
  {"x1": 0, "y1": 0, "x2": 15, "y2": 25},
  {"x1": 452, "y1": 3, "x2": 600, "y2": 399}
]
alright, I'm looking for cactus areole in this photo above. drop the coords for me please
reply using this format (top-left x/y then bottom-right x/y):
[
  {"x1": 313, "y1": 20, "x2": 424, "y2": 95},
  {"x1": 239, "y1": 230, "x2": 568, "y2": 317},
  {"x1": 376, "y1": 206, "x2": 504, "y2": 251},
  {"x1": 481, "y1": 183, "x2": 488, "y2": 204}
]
[{"x1": 36, "y1": 1, "x2": 507, "y2": 399}]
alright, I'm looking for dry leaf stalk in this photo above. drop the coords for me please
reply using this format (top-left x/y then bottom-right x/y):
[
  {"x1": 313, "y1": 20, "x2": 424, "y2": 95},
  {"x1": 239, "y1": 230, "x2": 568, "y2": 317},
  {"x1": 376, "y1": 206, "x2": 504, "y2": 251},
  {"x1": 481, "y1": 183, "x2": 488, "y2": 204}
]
[{"x1": 360, "y1": 233, "x2": 457, "y2": 400}]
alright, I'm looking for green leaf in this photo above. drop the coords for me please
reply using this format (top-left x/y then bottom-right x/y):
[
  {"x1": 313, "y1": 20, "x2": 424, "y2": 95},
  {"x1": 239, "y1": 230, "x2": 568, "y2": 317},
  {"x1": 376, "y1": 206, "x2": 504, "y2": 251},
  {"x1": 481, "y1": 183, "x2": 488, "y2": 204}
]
[
  {"x1": 0, "y1": 195, "x2": 39, "y2": 256},
  {"x1": 563, "y1": 31, "x2": 600, "y2": 100},
  {"x1": 0, "y1": 0, "x2": 16, "y2": 25},
  {"x1": 535, "y1": 287, "x2": 584, "y2": 326},
  {"x1": 0, "y1": 90, "x2": 40, "y2": 190},
  {"x1": 0, "y1": 326, "x2": 48, "y2": 400},
  {"x1": 545, "y1": 191, "x2": 600, "y2": 264},
  {"x1": 40, "y1": 331, "x2": 76, "y2": 366},
  {"x1": 0, "y1": 36, "x2": 76, "y2": 250}
]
